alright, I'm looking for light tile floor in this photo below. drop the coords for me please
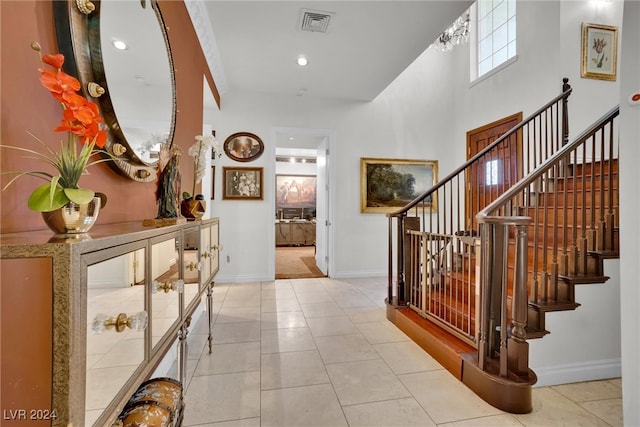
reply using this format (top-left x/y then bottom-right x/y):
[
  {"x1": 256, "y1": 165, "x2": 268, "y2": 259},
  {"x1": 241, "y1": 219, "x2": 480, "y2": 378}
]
[{"x1": 178, "y1": 277, "x2": 623, "y2": 427}]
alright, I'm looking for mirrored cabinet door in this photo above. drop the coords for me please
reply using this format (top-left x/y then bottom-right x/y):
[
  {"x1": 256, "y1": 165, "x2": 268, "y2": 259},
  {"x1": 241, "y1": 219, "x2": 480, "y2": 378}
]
[
  {"x1": 182, "y1": 227, "x2": 201, "y2": 313},
  {"x1": 200, "y1": 226, "x2": 212, "y2": 287},
  {"x1": 150, "y1": 236, "x2": 182, "y2": 349},
  {"x1": 210, "y1": 222, "x2": 220, "y2": 277},
  {"x1": 85, "y1": 248, "x2": 147, "y2": 426}
]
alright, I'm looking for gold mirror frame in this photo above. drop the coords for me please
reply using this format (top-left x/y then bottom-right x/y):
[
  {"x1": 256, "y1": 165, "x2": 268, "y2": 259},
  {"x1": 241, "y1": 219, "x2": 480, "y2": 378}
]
[{"x1": 53, "y1": 0, "x2": 177, "y2": 182}]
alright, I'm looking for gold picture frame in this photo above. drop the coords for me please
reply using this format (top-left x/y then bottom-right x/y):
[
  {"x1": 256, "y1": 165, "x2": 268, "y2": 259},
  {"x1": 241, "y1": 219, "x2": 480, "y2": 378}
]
[
  {"x1": 581, "y1": 22, "x2": 618, "y2": 81},
  {"x1": 360, "y1": 158, "x2": 438, "y2": 214},
  {"x1": 223, "y1": 132, "x2": 264, "y2": 162}
]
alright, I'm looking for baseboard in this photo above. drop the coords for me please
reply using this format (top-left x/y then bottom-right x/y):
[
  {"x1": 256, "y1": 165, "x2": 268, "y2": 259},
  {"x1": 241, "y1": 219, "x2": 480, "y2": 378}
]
[
  {"x1": 87, "y1": 280, "x2": 128, "y2": 288},
  {"x1": 215, "y1": 273, "x2": 273, "y2": 283},
  {"x1": 532, "y1": 358, "x2": 622, "y2": 387},
  {"x1": 217, "y1": 271, "x2": 386, "y2": 282},
  {"x1": 331, "y1": 270, "x2": 386, "y2": 279}
]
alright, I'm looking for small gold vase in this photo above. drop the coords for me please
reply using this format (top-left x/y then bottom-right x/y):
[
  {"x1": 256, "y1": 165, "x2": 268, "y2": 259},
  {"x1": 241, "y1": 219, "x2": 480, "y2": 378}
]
[{"x1": 41, "y1": 196, "x2": 101, "y2": 234}]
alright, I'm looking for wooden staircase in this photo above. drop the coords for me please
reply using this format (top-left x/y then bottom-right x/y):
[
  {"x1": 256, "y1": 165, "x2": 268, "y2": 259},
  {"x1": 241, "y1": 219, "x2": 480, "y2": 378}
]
[{"x1": 386, "y1": 80, "x2": 620, "y2": 413}]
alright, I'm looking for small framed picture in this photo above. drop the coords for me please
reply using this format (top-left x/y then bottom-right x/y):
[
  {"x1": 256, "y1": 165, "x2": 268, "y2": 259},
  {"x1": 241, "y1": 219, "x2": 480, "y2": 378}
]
[
  {"x1": 223, "y1": 132, "x2": 264, "y2": 162},
  {"x1": 581, "y1": 23, "x2": 618, "y2": 81},
  {"x1": 222, "y1": 167, "x2": 263, "y2": 200},
  {"x1": 211, "y1": 165, "x2": 215, "y2": 200}
]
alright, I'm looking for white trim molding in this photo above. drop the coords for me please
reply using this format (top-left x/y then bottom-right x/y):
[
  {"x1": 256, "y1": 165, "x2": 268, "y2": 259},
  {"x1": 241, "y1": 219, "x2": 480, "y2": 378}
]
[
  {"x1": 184, "y1": 0, "x2": 229, "y2": 95},
  {"x1": 532, "y1": 358, "x2": 622, "y2": 387}
]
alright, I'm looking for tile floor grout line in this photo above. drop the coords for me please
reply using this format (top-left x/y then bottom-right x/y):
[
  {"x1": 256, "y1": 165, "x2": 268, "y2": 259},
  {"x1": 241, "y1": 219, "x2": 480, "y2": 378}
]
[
  {"x1": 179, "y1": 279, "x2": 623, "y2": 427},
  {"x1": 291, "y1": 278, "x2": 351, "y2": 427}
]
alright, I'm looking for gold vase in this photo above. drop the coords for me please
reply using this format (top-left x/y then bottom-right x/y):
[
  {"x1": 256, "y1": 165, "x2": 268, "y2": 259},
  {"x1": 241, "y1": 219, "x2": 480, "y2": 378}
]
[
  {"x1": 180, "y1": 199, "x2": 206, "y2": 221},
  {"x1": 41, "y1": 196, "x2": 101, "y2": 234}
]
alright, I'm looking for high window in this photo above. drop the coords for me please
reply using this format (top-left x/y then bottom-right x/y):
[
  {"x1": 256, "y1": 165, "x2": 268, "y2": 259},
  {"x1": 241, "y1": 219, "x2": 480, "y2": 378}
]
[{"x1": 476, "y1": 0, "x2": 517, "y2": 78}]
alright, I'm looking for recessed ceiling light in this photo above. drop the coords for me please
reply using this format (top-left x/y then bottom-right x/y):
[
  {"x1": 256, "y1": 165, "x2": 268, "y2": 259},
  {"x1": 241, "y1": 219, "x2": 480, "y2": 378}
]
[
  {"x1": 289, "y1": 137, "x2": 295, "y2": 141},
  {"x1": 297, "y1": 56, "x2": 308, "y2": 67},
  {"x1": 113, "y1": 40, "x2": 128, "y2": 50},
  {"x1": 290, "y1": 157, "x2": 296, "y2": 163}
]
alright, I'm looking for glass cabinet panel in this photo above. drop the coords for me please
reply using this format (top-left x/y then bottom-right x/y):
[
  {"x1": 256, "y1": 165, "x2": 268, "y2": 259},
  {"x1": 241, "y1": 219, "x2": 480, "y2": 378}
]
[
  {"x1": 200, "y1": 226, "x2": 212, "y2": 287},
  {"x1": 210, "y1": 222, "x2": 220, "y2": 277},
  {"x1": 150, "y1": 237, "x2": 181, "y2": 349},
  {"x1": 85, "y1": 249, "x2": 147, "y2": 425},
  {"x1": 182, "y1": 227, "x2": 201, "y2": 312}
]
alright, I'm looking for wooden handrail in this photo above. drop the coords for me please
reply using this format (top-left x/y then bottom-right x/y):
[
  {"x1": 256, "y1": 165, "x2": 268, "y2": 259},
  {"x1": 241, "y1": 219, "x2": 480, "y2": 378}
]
[
  {"x1": 477, "y1": 105, "x2": 619, "y2": 221},
  {"x1": 388, "y1": 80, "x2": 573, "y2": 219}
]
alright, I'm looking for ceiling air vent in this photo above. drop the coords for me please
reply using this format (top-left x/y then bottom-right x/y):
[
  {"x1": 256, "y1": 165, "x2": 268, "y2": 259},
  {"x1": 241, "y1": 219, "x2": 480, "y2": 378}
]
[{"x1": 299, "y1": 9, "x2": 334, "y2": 33}]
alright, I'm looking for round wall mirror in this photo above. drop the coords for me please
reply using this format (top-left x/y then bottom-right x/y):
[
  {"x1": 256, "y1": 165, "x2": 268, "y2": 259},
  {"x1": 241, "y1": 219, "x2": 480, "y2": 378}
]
[{"x1": 54, "y1": 0, "x2": 176, "y2": 182}]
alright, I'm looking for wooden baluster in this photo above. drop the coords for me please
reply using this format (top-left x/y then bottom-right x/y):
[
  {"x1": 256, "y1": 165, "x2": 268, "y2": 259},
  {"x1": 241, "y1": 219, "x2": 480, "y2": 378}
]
[
  {"x1": 578, "y1": 143, "x2": 588, "y2": 274},
  {"x1": 607, "y1": 122, "x2": 616, "y2": 251},
  {"x1": 509, "y1": 223, "x2": 530, "y2": 377}
]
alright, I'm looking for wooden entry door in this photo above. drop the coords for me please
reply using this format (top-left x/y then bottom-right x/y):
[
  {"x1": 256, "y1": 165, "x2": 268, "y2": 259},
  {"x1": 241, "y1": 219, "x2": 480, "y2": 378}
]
[{"x1": 466, "y1": 113, "x2": 522, "y2": 230}]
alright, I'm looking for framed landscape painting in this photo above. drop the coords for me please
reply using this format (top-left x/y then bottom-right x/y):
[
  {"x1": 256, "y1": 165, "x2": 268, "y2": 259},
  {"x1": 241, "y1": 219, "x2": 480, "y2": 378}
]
[{"x1": 360, "y1": 158, "x2": 438, "y2": 214}]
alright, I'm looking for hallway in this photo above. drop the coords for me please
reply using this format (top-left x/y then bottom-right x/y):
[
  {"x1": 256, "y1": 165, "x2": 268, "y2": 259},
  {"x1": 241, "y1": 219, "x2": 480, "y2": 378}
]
[
  {"x1": 275, "y1": 246, "x2": 324, "y2": 279},
  {"x1": 179, "y1": 277, "x2": 623, "y2": 426}
]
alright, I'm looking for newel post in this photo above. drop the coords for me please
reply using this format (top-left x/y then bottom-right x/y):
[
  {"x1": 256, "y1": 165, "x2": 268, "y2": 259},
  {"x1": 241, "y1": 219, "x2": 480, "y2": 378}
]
[
  {"x1": 388, "y1": 216, "x2": 394, "y2": 304},
  {"x1": 396, "y1": 215, "x2": 406, "y2": 305}
]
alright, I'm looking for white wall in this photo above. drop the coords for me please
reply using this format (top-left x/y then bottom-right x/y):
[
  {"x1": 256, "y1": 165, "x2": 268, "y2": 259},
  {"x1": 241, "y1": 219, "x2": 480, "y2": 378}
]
[
  {"x1": 206, "y1": 0, "x2": 630, "y2": 392},
  {"x1": 618, "y1": 0, "x2": 640, "y2": 424},
  {"x1": 275, "y1": 160, "x2": 317, "y2": 176},
  {"x1": 529, "y1": 261, "x2": 622, "y2": 386}
]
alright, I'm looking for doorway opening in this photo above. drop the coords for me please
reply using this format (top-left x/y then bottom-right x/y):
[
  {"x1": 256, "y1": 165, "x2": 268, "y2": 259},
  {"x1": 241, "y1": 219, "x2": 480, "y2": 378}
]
[{"x1": 273, "y1": 128, "x2": 331, "y2": 279}]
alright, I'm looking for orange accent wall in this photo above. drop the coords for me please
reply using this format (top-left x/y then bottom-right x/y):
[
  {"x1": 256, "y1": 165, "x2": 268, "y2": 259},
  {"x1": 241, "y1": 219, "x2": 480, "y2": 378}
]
[
  {"x1": 0, "y1": 1, "x2": 218, "y2": 234},
  {"x1": 1, "y1": 258, "x2": 53, "y2": 425}
]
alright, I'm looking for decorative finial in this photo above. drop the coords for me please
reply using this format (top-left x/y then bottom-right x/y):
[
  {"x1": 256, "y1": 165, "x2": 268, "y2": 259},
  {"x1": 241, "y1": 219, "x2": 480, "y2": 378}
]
[
  {"x1": 87, "y1": 82, "x2": 105, "y2": 98},
  {"x1": 112, "y1": 143, "x2": 127, "y2": 157},
  {"x1": 75, "y1": 0, "x2": 95, "y2": 15}
]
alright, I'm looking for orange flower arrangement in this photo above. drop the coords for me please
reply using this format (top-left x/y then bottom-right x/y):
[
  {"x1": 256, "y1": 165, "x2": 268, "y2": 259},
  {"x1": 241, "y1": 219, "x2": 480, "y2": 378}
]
[{"x1": 1, "y1": 42, "x2": 109, "y2": 212}]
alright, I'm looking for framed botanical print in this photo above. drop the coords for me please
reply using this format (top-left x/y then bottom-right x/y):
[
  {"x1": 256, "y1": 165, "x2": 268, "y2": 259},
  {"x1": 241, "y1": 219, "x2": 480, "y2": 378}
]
[{"x1": 581, "y1": 23, "x2": 618, "y2": 81}]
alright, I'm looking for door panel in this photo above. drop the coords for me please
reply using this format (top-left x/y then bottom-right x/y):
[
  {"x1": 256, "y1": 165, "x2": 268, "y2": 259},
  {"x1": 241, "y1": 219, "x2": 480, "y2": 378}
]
[
  {"x1": 315, "y1": 139, "x2": 329, "y2": 275},
  {"x1": 466, "y1": 113, "x2": 522, "y2": 230}
]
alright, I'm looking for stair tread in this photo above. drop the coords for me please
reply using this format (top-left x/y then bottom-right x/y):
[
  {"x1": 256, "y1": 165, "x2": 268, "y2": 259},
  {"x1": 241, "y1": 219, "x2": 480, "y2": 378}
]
[
  {"x1": 525, "y1": 326, "x2": 550, "y2": 339},
  {"x1": 529, "y1": 299, "x2": 581, "y2": 312},
  {"x1": 588, "y1": 250, "x2": 620, "y2": 259},
  {"x1": 558, "y1": 273, "x2": 610, "y2": 284}
]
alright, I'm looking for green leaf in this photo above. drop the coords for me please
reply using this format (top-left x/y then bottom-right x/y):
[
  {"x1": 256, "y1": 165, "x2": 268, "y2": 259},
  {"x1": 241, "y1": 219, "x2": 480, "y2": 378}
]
[
  {"x1": 64, "y1": 187, "x2": 95, "y2": 205},
  {"x1": 28, "y1": 183, "x2": 68, "y2": 212}
]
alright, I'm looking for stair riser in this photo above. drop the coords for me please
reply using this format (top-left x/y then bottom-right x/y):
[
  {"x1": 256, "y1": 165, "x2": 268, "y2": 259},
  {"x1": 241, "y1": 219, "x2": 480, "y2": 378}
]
[
  {"x1": 537, "y1": 190, "x2": 619, "y2": 207},
  {"x1": 551, "y1": 175, "x2": 618, "y2": 192}
]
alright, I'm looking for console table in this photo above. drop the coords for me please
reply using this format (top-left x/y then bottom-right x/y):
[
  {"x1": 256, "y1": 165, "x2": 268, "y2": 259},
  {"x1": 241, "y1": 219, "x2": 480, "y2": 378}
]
[
  {"x1": 275, "y1": 220, "x2": 316, "y2": 246},
  {"x1": 0, "y1": 218, "x2": 219, "y2": 426}
]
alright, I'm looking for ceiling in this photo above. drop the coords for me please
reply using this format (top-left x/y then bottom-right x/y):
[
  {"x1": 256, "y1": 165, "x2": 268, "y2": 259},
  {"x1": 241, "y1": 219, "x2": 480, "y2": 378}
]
[
  {"x1": 192, "y1": 1, "x2": 473, "y2": 152},
  {"x1": 201, "y1": 1, "x2": 473, "y2": 103}
]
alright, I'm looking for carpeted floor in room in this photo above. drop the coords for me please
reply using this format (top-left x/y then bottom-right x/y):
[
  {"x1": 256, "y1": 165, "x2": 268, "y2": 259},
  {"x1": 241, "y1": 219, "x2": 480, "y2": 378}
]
[{"x1": 275, "y1": 246, "x2": 325, "y2": 279}]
